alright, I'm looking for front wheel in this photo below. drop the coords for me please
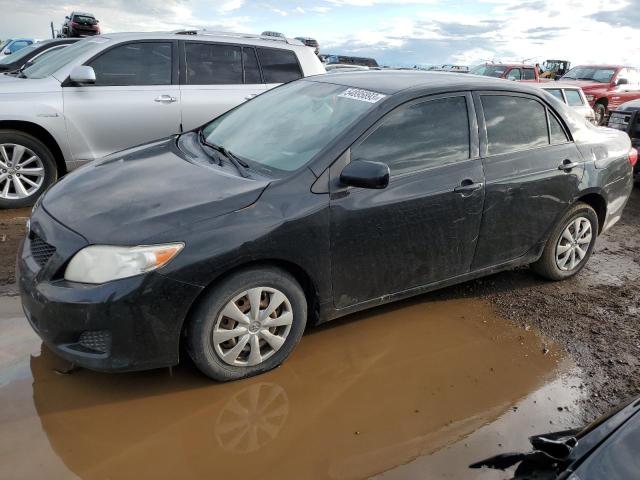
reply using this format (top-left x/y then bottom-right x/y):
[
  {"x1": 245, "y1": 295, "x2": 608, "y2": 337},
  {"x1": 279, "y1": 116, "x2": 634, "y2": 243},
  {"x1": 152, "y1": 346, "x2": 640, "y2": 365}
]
[
  {"x1": 594, "y1": 102, "x2": 607, "y2": 126},
  {"x1": 531, "y1": 202, "x2": 599, "y2": 281},
  {"x1": 0, "y1": 130, "x2": 57, "y2": 209},
  {"x1": 187, "y1": 267, "x2": 307, "y2": 381}
]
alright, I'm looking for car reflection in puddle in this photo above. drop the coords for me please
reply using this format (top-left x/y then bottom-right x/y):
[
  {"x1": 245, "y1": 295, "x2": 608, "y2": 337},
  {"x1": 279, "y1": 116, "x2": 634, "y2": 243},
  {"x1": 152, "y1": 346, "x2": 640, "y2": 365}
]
[{"x1": 1, "y1": 296, "x2": 584, "y2": 479}]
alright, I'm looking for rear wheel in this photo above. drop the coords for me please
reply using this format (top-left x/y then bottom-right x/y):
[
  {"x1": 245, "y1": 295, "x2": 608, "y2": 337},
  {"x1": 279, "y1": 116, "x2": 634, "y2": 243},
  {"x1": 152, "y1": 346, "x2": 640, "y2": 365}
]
[
  {"x1": 187, "y1": 267, "x2": 307, "y2": 381},
  {"x1": 531, "y1": 202, "x2": 598, "y2": 281},
  {"x1": 0, "y1": 130, "x2": 57, "y2": 209}
]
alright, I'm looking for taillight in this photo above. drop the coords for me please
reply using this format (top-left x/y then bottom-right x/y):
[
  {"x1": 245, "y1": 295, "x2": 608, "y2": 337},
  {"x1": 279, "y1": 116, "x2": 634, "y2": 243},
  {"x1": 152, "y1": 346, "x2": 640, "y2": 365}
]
[{"x1": 629, "y1": 147, "x2": 638, "y2": 167}]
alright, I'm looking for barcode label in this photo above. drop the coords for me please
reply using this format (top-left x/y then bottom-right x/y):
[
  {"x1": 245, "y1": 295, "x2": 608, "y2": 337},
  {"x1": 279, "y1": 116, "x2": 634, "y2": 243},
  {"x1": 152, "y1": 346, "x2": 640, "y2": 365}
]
[{"x1": 338, "y1": 88, "x2": 386, "y2": 103}]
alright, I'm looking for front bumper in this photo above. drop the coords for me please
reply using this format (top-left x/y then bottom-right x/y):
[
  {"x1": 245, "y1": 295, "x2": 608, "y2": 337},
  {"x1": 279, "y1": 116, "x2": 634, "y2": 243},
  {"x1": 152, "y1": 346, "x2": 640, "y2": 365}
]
[{"x1": 17, "y1": 207, "x2": 202, "y2": 372}]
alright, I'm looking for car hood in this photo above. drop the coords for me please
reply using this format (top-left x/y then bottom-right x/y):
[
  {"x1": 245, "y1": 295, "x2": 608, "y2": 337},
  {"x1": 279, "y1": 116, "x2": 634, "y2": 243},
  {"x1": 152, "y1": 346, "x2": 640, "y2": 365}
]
[
  {"x1": 42, "y1": 137, "x2": 270, "y2": 245},
  {"x1": 561, "y1": 80, "x2": 608, "y2": 92},
  {"x1": 618, "y1": 99, "x2": 640, "y2": 111},
  {"x1": 0, "y1": 74, "x2": 60, "y2": 93}
]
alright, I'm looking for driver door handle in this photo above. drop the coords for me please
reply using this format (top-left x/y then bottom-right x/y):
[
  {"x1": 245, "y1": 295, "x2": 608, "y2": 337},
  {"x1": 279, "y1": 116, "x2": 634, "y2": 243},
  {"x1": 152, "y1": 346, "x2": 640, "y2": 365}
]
[
  {"x1": 154, "y1": 95, "x2": 177, "y2": 104},
  {"x1": 558, "y1": 159, "x2": 580, "y2": 171}
]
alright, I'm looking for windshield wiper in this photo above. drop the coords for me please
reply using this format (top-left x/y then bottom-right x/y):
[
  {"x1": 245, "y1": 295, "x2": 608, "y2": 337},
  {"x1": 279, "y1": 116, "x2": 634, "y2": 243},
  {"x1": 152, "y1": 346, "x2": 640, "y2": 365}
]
[{"x1": 198, "y1": 130, "x2": 250, "y2": 178}]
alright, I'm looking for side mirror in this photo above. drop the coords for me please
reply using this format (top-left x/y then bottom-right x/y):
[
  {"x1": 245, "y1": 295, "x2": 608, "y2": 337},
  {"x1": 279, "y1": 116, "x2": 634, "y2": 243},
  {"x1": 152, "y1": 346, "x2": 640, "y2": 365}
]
[
  {"x1": 69, "y1": 65, "x2": 96, "y2": 85},
  {"x1": 616, "y1": 78, "x2": 629, "y2": 86},
  {"x1": 3, "y1": 49, "x2": 11, "y2": 55},
  {"x1": 340, "y1": 160, "x2": 390, "y2": 189}
]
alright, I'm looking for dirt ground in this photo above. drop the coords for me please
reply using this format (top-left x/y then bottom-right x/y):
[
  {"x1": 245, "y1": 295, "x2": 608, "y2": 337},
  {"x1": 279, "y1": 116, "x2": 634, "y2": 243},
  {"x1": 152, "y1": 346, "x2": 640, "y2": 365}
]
[{"x1": 1, "y1": 187, "x2": 638, "y2": 423}]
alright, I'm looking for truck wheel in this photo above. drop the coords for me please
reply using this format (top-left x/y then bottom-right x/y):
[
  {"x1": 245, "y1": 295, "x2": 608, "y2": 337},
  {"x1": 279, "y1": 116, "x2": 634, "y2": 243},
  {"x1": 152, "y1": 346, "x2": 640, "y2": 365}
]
[
  {"x1": 594, "y1": 102, "x2": 607, "y2": 126},
  {"x1": 531, "y1": 202, "x2": 598, "y2": 281},
  {"x1": 0, "y1": 130, "x2": 57, "y2": 209},
  {"x1": 187, "y1": 267, "x2": 307, "y2": 381}
]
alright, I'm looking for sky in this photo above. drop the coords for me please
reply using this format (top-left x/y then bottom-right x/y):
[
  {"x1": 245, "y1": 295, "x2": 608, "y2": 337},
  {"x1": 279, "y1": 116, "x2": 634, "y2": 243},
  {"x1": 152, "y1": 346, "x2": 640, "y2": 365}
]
[{"x1": 0, "y1": 0, "x2": 639, "y2": 67}]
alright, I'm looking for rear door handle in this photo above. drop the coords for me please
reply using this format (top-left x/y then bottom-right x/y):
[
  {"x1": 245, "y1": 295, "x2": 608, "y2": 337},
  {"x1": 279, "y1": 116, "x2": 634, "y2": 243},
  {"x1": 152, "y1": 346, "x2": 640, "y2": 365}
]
[
  {"x1": 154, "y1": 95, "x2": 177, "y2": 104},
  {"x1": 558, "y1": 159, "x2": 580, "y2": 171},
  {"x1": 454, "y1": 180, "x2": 483, "y2": 194}
]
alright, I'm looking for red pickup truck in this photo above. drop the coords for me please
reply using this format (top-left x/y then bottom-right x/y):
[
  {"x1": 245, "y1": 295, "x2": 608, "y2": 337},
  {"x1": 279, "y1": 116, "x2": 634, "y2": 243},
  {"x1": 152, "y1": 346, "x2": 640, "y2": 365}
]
[
  {"x1": 559, "y1": 65, "x2": 640, "y2": 125},
  {"x1": 469, "y1": 63, "x2": 542, "y2": 82}
]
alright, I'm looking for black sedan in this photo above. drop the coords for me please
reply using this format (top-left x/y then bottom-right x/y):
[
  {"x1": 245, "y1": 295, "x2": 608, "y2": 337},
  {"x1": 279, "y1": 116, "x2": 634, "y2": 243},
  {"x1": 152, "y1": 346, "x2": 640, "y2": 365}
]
[
  {"x1": 17, "y1": 72, "x2": 635, "y2": 381},
  {"x1": 0, "y1": 38, "x2": 78, "y2": 73},
  {"x1": 471, "y1": 396, "x2": 640, "y2": 479}
]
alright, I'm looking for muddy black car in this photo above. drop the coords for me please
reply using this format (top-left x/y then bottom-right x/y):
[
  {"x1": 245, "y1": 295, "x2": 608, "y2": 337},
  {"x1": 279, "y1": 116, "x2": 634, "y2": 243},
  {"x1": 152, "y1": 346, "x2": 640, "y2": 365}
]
[
  {"x1": 472, "y1": 396, "x2": 640, "y2": 479},
  {"x1": 17, "y1": 72, "x2": 635, "y2": 381},
  {"x1": 608, "y1": 99, "x2": 640, "y2": 180}
]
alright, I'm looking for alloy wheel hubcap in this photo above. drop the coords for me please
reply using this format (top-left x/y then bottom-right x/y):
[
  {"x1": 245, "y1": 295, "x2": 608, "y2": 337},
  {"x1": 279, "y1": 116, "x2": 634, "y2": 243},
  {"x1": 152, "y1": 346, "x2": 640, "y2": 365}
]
[
  {"x1": 556, "y1": 217, "x2": 592, "y2": 271},
  {"x1": 0, "y1": 143, "x2": 45, "y2": 200},
  {"x1": 213, "y1": 287, "x2": 293, "y2": 367}
]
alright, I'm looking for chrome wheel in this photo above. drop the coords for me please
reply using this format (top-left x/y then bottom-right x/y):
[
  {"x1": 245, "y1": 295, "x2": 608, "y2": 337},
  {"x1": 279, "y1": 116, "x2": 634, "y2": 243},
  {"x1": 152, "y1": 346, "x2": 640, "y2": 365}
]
[
  {"x1": 213, "y1": 287, "x2": 293, "y2": 367},
  {"x1": 0, "y1": 143, "x2": 45, "y2": 200},
  {"x1": 555, "y1": 217, "x2": 592, "y2": 271}
]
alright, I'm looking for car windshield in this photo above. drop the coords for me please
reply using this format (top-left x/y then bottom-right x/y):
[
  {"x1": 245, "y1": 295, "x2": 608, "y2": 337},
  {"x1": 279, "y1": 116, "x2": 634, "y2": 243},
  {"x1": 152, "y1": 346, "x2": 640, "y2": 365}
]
[
  {"x1": 201, "y1": 80, "x2": 382, "y2": 173},
  {"x1": 74, "y1": 15, "x2": 97, "y2": 24},
  {"x1": 0, "y1": 43, "x2": 37, "y2": 64},
  {"x1": 562, "y1": 67, "x2": 616, "y2": 83},
  {"x1": 470, "y1": 65, "x2": 506, "y2": 77},
  {"x1": 22, "y1": 39, "x2": 105, "y2": 79}
]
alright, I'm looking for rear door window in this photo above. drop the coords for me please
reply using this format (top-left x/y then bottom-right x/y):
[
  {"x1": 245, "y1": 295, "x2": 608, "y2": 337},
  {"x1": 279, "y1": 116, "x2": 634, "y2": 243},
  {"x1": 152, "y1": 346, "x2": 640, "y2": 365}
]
[
  {"x1": 89, "y1": 42, "x2": 172, "y2": 86},
  {"x1": 352, "y1": 96, "x2": 470, "y2": 175},
  {"x1": 481, "y1": 95, "x2": 548, "y2": 155},
  {"x1": 522, "y1": 68, "x2": 536, "y2": 80},
  {"x1": 256, "y1": 48, "x2": 302, "y2": 83},
  {"x1": 549, "y1": 113, "x2": 568, "y2": 144},
  {"x1": 546, "y1": 89, "x2": 564, "y2": 102},
  {"x1": 564, "y1": 89, "x2": 584, "y2": 106},
  {"x1": 506, "y1": 68, "x2": 521, "y2": 80},
  {"x1": 185, "y1": 43, "x2": 243, "y2": 85}
]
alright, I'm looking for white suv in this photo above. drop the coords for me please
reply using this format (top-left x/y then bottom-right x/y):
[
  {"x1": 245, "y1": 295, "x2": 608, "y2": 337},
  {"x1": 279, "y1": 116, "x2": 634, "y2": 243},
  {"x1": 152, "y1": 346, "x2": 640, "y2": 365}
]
[{"x1": 0, "y1": 31, "x2": 325, "y2": 207}]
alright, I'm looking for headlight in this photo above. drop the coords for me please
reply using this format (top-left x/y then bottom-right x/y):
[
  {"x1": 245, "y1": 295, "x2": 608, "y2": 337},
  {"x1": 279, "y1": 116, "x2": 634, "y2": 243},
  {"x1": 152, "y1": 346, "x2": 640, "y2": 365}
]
[{"x1": 64, "y1": 243, "x2": 184, "y2": 284}]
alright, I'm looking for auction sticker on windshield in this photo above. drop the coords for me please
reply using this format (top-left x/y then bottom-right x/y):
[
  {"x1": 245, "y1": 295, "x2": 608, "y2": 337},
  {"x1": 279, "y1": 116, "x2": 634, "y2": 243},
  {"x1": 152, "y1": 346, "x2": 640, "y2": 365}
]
[{"x1": 338, "y1": 88, "x2": 386, "y2": 103}]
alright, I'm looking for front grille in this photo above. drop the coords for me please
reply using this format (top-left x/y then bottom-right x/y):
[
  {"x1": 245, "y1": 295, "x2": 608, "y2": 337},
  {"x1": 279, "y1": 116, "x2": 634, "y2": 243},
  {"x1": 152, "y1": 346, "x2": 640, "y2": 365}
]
[
  {"x1": 30, "y1": 234, "x2": 56, "y2": 267},
  {"x1": 78, "y1": 330, "x2": 112, "y2": 355},
  {"x1": 608, "y1": 112, "x2": 630, "y2": 132}
]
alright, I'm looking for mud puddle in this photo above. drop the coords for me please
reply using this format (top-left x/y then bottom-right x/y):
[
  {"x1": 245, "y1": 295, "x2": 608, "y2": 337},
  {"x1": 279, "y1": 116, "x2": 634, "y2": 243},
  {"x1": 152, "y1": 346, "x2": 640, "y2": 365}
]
[
  {"x1": 0, "y1": 294, "x2": 585, "y2": 479},
  {"x1": 0, "y1": 207, "x2": 29, "y2": 286}
]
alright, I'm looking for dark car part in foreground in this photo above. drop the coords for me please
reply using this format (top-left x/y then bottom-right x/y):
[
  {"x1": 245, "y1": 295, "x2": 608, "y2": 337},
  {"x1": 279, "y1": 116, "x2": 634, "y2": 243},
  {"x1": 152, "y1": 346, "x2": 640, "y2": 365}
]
[
  {"x1": 471, "y1": 396, "x2": 640, "y2": 479},
  {"x1": 0, "y1": 39, "x2": 78, "y2": 74},
  {"x1": 17, "y1": 72, "x2": 634, "y2": 381},
  {"x1": 608, "y1": 99, "x2": 640, "y2": 180}
]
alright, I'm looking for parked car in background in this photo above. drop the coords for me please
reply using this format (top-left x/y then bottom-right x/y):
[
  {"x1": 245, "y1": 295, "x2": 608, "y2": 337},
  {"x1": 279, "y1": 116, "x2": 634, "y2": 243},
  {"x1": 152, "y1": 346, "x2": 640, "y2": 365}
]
[
  {"x1": 18, "y1": 72, "x2": 634, "y2": 381},
  {"x1": 325, "y1": 64, "x2": 369, "y2": 73},
  {"x1": 608, "y1": 99, "x2": 640, "y2": 181},
  {"x1": 539, "y1": 83, "x2": 596, "y2": 124},
  {"x1": 429, "y1": 64, "x2": 469, "y2": 73},
  {"x1": 470, "y1": 63, "x2": 541, "y2": 82},
  {"x1": 0, "y1": 31, "x2": 325, "y2": 208},
  {"x1": 0, "y1": 39, "x2": 78, "y2": 74},
  {"x1": 294, "y1": 37, "x2": 319, "y2": 55},
  {"x1": 61, "y1": 12, "x2": 100, "y2": 38},
  {"x1": 322, "y1": 54, "x2": 379, "y2": 68},
  {"x1": 471, "y1": 396, "x2": 640, "y2": 479},
  {"x1": 560, "y1": 65, "x2": 640, "y2": 125},
  {"x1": 0, "y1": 38, "x2": 35, "y2": 55}
]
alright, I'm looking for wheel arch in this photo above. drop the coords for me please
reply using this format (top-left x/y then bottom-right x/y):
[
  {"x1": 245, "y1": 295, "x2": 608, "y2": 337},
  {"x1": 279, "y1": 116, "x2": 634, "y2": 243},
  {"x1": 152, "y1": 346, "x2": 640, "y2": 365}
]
[
  {"x1": 178, "y1": 258, "x2": 321, "y2": 355},
  {"x1": 576, "y1": 191, "x2": 607, "y2": 234},
  {"x1": 0, "y1": 120, "x2": 67, "y2": 176}
]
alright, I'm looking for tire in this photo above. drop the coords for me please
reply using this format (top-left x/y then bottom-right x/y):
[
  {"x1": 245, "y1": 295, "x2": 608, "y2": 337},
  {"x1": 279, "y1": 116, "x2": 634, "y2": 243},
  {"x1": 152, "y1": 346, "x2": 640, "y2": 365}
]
[
  {"x1": 187, "y1": 267, "x2": 307, "y2": 381},
  {"x1": 0, "y1": 130, "x2": 57, "y2": 209},
  {"x1": 594, "y1": 102, "x2": 607, "y2": 126},
  {"x1": 531, "y1": 202, "x2": 599, "y2": 281}
]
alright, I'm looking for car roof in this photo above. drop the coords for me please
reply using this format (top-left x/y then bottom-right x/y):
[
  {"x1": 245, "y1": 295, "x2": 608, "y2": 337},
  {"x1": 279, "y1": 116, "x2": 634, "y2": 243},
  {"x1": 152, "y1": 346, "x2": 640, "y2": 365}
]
[
  {"x1": 571, "y1": 64, "x2": 624, "y2": 69},
  {"x1": 483, "y1": 63, "x2": 535, "y2": 68},
  {"x1": 97, "y1": 31, "x2": 305, "y2": 49},
  {"x1": 72, "y1": 12, "x2": 95, "y2": 17},
  {"x1": 308, "y1": 70, "x2": 546, "y2": 95},
  {"x1": 539, "y1": 82, "x2": 582, "y2": 90}
]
